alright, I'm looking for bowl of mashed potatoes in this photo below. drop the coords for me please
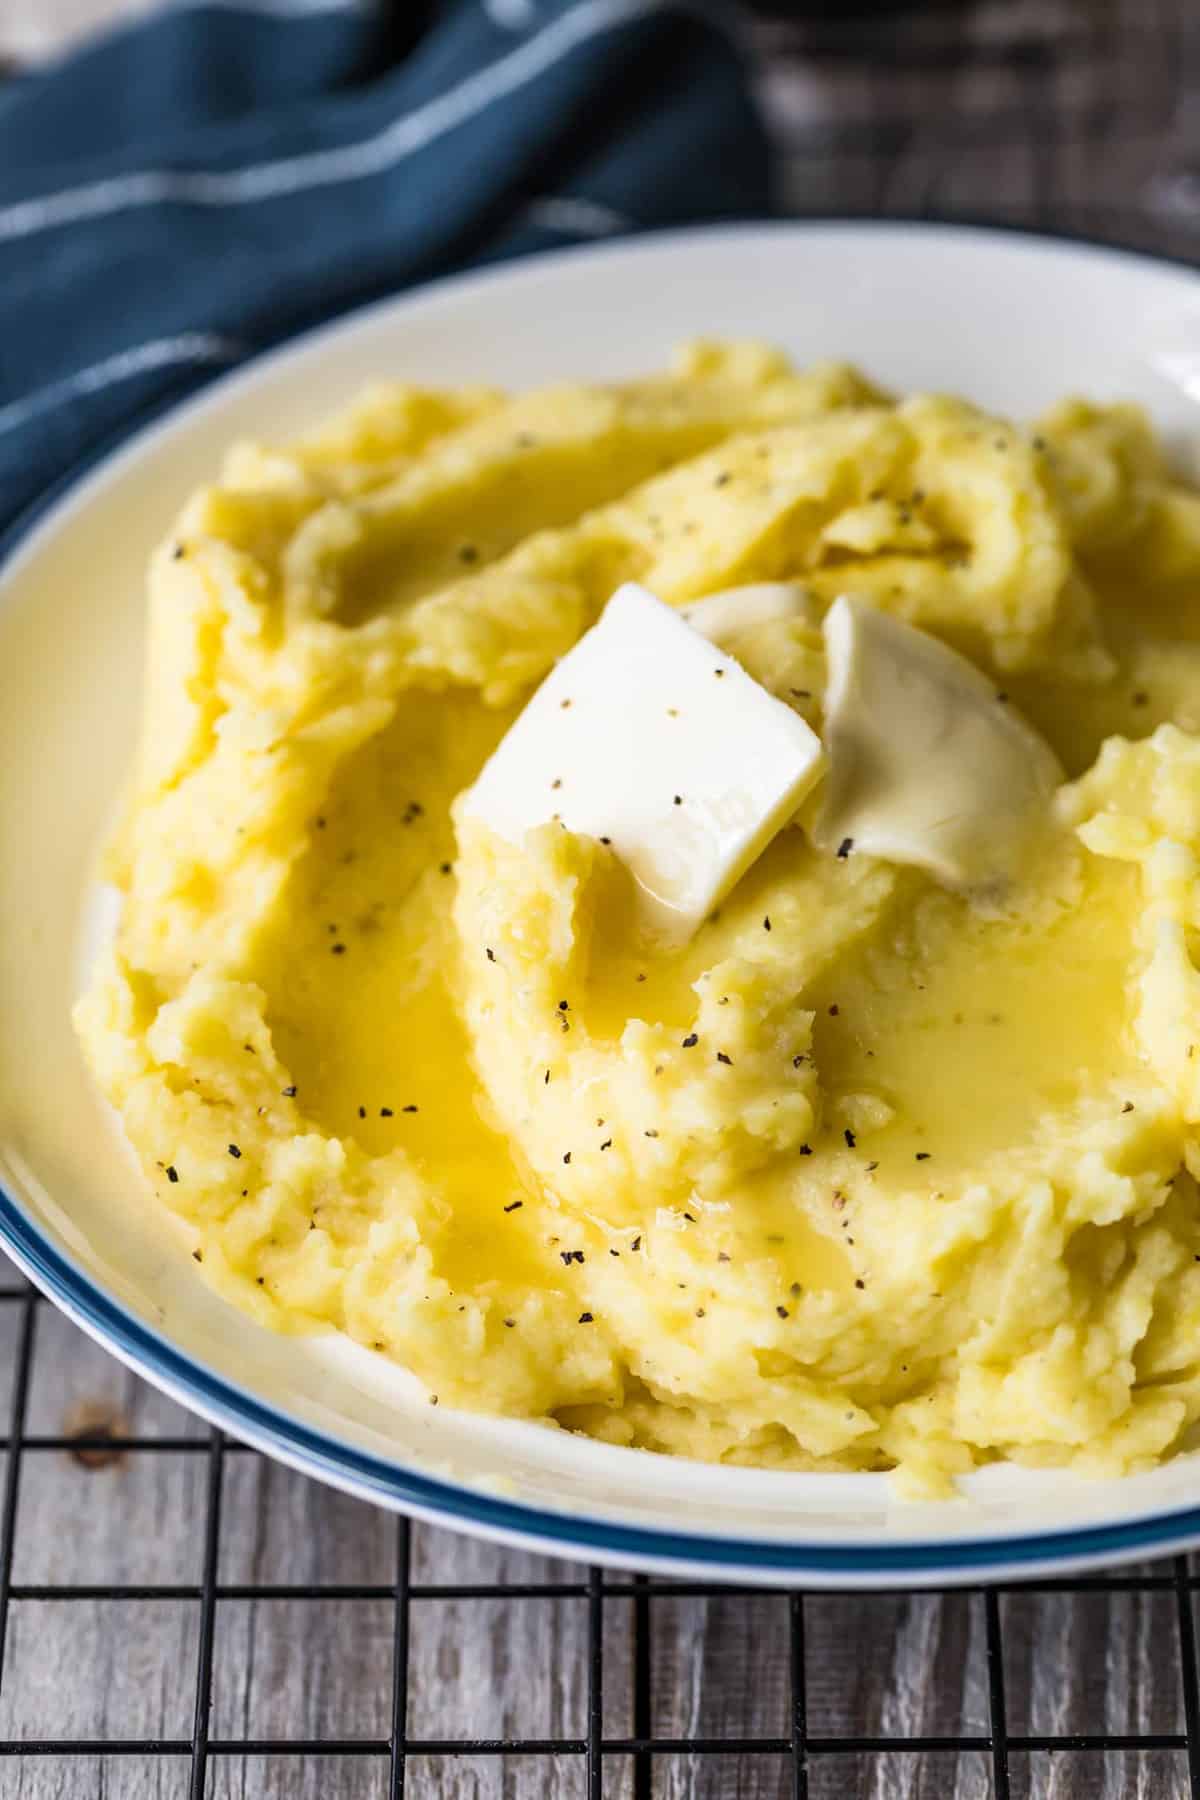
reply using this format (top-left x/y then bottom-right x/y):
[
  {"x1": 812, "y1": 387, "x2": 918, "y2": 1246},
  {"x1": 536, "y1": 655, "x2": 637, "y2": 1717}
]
[{"x1": 6, "y1": 224, "x2": 1200, "y2": 1584}]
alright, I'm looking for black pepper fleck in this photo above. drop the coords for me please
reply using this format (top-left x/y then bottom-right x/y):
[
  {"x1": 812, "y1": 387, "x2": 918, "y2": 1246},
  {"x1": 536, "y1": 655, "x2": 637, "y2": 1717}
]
[
  {"x1": 716, "y1": 1051, "x2": 733, "y2": 1066},
  {"x1": 504, "y1": 1200, "x2": 523, "y2": 1213},
  {"x1": 776, "y1": 1305, "x2": 789, "y2": 1319},
  {"x1": 578, "y1": 1312, "x2": 594, "y2": 1324},
  {"x1": 563, "y1": 1151, "x2": 572, "y2": 1165},
  {"x1": 380, "y1": 1107, "x2": 393, "y2": 1118},
  {"x1": 763, "y1": 916, "x2": 772, "y2": 931},
  {"x1": 282, "y1": 1086, "x2": 297, "y2": 1098},
  {"x1": 681, "y1": 1033, "x2": 699, "y2": 1048},
  {"x1": 836, "y1": 838, "x2": 853, "y2": 860},
  {"x1": 915, "y1": 1151, "x2": 931, "y2": 1161},
  {"x1": 844, "y1": 1128, "x2": 856, "y2": 1148},
  {"x1": 166, "y1": 1165, "x2": 179, "y2": 1183},
  {"x1": 486, "y1": 947, "x2": 496, "y2": 962},
  {"x1": 228, "y1": 1144, "x2": 241, "y2": 1160}
]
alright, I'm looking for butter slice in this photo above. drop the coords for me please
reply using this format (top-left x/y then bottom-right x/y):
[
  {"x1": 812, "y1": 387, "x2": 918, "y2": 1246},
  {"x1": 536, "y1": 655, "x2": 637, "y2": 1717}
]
[
  {"x1": 465, "y1": 582, "x2": 824, "y2": 937},
  {"x1": 817, "y1": 594, "x2": 1061, "y2": 888},
  {"x1": 682, "y1": 582, "x2": 812, "y2": 648}
]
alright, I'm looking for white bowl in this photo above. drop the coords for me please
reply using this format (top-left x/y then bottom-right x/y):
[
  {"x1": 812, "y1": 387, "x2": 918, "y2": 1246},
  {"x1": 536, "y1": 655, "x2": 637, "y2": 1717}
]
[{"x1": 5, "y1": 221, "x2": 1200, "y2": 1588}]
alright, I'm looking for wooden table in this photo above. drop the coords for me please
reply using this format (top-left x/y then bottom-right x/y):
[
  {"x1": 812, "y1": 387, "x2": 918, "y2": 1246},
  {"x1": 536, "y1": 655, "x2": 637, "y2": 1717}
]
[{"x1": 3, "y1": 4, "x2": 1199, "y2": 1794}]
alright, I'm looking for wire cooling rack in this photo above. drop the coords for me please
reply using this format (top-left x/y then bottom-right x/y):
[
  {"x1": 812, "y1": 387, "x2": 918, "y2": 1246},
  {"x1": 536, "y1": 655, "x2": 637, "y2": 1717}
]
[{"x1": 3, "y1": 1266, "x2": 1200, "y2": 1798}]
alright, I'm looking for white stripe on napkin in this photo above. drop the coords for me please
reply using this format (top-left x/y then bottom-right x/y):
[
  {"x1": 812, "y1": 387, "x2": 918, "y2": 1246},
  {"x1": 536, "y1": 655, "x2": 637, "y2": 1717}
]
[
  {"x1": 524, "y1": 195, "x2": 630, "y2": 236},
  {"x1": 483, "y1": 0, "x2": 538, "y2": 27},
  {"x1": 0, "y1": 333, "x2": 246, "y2": 441}
]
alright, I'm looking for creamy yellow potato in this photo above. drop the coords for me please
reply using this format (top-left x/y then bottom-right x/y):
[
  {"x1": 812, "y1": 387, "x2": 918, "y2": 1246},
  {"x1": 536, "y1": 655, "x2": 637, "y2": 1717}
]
[{"x1": 77, "y1": 341, "x2": 1200, "y2": 1493}]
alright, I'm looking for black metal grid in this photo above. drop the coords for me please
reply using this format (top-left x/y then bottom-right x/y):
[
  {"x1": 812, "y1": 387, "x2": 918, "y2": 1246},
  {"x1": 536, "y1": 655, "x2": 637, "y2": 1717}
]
[{"x1": 2, "y1": 1272, "x2": 1200, "y2": 1796}]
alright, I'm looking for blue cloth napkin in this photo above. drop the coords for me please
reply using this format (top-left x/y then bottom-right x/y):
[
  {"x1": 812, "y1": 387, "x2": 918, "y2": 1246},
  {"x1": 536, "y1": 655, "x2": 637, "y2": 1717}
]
[{"x1": 0, "y1": 0, "x2": 770, "y2": 533}]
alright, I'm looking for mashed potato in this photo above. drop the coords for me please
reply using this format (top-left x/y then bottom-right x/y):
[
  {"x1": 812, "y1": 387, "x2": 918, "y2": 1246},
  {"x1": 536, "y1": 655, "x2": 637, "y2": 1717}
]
[{"x1": 76, "y1": 341, "x2": 1200, "y2": 1493}]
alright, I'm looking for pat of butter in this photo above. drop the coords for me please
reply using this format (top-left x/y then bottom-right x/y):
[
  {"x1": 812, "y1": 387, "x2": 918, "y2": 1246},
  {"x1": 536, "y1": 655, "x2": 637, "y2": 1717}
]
[
  {"x1": 816, "y1": 594, "x2": 1062, "y2": 888},
  {"x1": 682, "y1": 582, "x2": 812, "y2": 648},
  {"x1": 464, "y1": 582, "x2": 825, "y2": 936}
]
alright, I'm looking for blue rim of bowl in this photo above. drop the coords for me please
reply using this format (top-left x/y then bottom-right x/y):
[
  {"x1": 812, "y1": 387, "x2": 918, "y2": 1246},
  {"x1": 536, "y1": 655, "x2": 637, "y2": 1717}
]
[{"x1": 4, "y1": 216, "x2": 1200, "y2": 1581}]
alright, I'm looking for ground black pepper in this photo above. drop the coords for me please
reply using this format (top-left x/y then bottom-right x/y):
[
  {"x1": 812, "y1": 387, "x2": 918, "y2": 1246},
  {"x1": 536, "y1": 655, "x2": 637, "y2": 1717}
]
[
  {"x1": 504, "y1": 1200, "x2": 523, "y2": 1213},
  {"x1": 228, "y1": 1144, "x2": 241, "y2": 1160},
  {"x1": 166, "y1": 1166, "x2": 179, "y2": 1183}
]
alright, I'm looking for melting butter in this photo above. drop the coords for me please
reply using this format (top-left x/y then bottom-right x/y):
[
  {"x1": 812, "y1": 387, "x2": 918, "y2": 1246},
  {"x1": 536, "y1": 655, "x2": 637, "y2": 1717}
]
[
  {"x1": 681, "y1": 581, "x2": 813, "y2": 648},
  {"x1": 816, "y1": 594, "x2": 1062, "y2": 889}
]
